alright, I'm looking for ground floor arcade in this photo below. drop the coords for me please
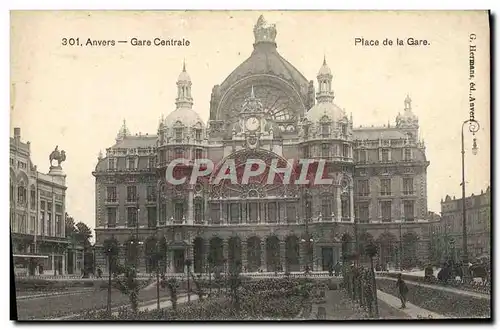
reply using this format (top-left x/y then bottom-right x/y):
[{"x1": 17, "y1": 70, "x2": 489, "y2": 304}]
[{"x1": 94, "y1": 221, "x2": 430, "y2": 274}]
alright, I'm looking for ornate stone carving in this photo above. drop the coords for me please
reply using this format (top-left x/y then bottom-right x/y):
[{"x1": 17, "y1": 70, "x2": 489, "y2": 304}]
[{"x1": 253, "y1": 15, "x2": 277, "y2": 44}]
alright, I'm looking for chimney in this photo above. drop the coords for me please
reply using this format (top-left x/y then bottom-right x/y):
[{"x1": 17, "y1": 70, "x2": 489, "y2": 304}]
[{"x1": 14, "y1": 127, "x2": 21, "y2": 140}]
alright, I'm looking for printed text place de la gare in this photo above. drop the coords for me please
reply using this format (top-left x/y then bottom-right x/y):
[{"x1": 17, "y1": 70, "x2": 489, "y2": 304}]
[{"x1": 355, "y1": 37, "x2": 430, "y2": 46}]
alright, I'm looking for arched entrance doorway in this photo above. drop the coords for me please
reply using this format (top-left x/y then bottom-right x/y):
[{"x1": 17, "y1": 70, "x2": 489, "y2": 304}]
[
  {"x1": 285, "y1": 235, "x2": 300, "y2": 272},
  {"x1": 193, "y1": 237, "x2": 204, "y2": 274},
  {"x1": 246, "y1": 236, "x2": 261, "y2": 272},
  {"x1": 377, "y1": 232, "x2": 397, "y2": 270},
  {"x1": 209, "y1": 237, "x2": 224, "y2": 271},
  {"x1": 228, "y1": 236, "x2": 242, "y2": 271},
  {"x1": 266, "y1": 236, "x2": 280, "y2": 272}
]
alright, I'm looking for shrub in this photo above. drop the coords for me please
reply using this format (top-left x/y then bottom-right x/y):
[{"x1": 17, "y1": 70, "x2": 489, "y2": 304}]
[{"x1": 376, "y1": 278, "x2": 491, "y2": 318}]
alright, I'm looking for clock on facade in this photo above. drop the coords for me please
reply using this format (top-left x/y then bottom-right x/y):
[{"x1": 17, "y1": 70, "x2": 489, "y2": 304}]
[{"x1": 245, "y1": 117, "x2": 260, "y2": 131}]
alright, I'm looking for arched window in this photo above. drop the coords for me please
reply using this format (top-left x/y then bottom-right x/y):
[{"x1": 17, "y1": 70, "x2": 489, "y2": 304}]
[
  {"x1": 321, "y1": 194, "x2": 332, "y2": 219},
  {"x1": 321, "y1": 123, "x2": 330, "y2": 138},
  {"x1": 10, "y1": 182, "x2": 14, "y2": 203},
  {"x1": 194, "y1": 198, "x2": 204, "y2": 223},
  {"x1": 17, "y1": 185, "x2": 27, "y2": 205},
  {"x1": 304, "y1": 194, "x2": 312, "y2": 220}
]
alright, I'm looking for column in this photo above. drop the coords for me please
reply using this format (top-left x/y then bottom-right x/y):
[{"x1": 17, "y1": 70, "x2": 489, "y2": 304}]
[
  {"x1": 336, "y1": 186, "x2": 342, "y2": 222},
  {"x1": 260, "y1": 239, "x2": 266, "y2": 271},
  {"x1": 219, "y1": 200, "x2": 223, "y2": 224},
  {"x1": 314, "y1": 245, "x2": 320, "y2": 271},
  {"x1": 51, "y1": 252, "x2": 55, "y2": 275},
  {"x1": 299, "y1": 242, "x2": 306, "y2": 271},
  {"x1": 167, "y1": 250, "x2": 174, "y2": 274},
  {"x1": 238, "y1": 203, "x2": 242, "y2": 224},
  {"x1": 61, "y1": 254, "x2": 66, "y2": 275},
  {"x1": 279, "y1": 240, "x2": 286, "y2": 272},
  {"x1": 350, "y1": 188, "x2": 355, "y2": 222},
  {"x1": 203, "y1": 241, "x2": 210, "y2": 272},
  {"x1": 187, "y1": 187, "x2": 194, "y2": 225},
  {"x1": 257, "y1": 203, "x2": 261, "y2": 224},
  {"x1": 222, "y1": 239, "x2": 229, "y2": 264},
  {"x1": 241, "y1": 240, "x2": 248, "y2": 272},
  {"x1": 185, "y1": 244, "x2": 193, "y2": 273},
  {"x1": 279, "y1": 203, "x2": 286, "y2": 224},
  {"x1": 204, "y1": 198, "x2": 209, "y2": 224},
  {"x1": 73, "y1": 251, "x2": 77, "y2": 274}
]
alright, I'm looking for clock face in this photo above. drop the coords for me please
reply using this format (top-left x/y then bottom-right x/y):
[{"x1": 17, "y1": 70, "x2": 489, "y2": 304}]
[
  {"x1": 220, "y1": 84, "x2": 303, "y2": 125},
  {"x1": 245, "y1": 117, "x2": 260, "y2": 131}
]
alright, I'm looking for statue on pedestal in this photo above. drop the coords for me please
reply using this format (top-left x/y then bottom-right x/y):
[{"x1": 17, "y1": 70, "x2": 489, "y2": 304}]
[{"x1": 49, "y1": 145, "x2": 67, "y2": 168}]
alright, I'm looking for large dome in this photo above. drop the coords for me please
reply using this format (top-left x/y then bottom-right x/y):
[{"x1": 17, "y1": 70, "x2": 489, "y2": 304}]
[
  {"x1": 164, "y1": 108, "x2": 205, "y2": 128},
  {"x1": 306, "y1": 102, "x2": 347, "y2": 124},
  {"x1": 217, "y1": 16, "x2": 309, "y2": 100}
]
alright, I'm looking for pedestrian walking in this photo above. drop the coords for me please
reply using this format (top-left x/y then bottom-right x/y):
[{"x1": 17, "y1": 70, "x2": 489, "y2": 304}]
[{"x1": 396, "y1": 273, "x2": 408, "y2": 308}]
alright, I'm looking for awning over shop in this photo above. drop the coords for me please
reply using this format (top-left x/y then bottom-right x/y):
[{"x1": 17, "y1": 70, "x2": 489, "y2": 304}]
[{"x1": 12, "y1": 254, "x2": 49, "y2": 259}]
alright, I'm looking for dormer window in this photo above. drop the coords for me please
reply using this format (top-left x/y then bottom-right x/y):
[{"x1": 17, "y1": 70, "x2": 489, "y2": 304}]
[
  {"x1": 127, "y1": 157, "x2": 136, "y2": 170},
  {"x1": 404, "y1": 148, "x2": 412, "y2": 161},
  {"x1": 358, "y1": 149, "x2": 367, "y2": 163},
  {"x1": 108, "y1": 158, "x2": 115, "y2": 170},
  {"x1": 175, "y1": 128, "x2": 183, "y2": 143},
  {"x1": 321, "y1": 124, "x2": 330, "y2": 138},
  {"x1": 148, "y1": 157, "x2": 155, "y2": 169},
  {"x1": 381, "y1": 148, "x2": 390, "y2": 162},
  {"x1": 303, "y1": 125, "x2": 309, "y2": 139},
  {"x1": 341, "y1": 124, "x2": 347, "y2": 136},
  {"x1": 195, "y1": 129, "x2": 202, "y2": 142}
]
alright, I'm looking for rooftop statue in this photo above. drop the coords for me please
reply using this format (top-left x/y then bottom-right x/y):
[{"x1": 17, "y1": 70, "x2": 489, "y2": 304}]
[{"x1": 49, "y1": 145, "x2": 66, "y2": 168}]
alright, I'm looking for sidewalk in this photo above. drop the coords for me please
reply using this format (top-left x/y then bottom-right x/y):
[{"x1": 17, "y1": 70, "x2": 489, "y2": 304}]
[
  {"x1": 49, "y1": 293, "x2": 198, "y2": 320},
  {"x1": 378, "y1": 276, "x2": 490, "y2": 300},
  {"x1": 376, "y1": 290, "x2": 445, "y2": 319},
  {"x1": 309, "y1": 289, "x2": 408, "y2": 320}
]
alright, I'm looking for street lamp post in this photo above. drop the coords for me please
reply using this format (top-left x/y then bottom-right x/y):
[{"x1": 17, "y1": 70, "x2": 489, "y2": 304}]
[
  {"x1": 185, "y1": 259, "x2": 192, "y2": 302},
  {"x1": 398, "y1": 220, "x2": 403, "y2": 270},
  {"x1": 461, "y1": 119, "x2": 480, "y2": 282},
  {"x1": 301, "y1": 212, "x2": 314, "y2": 274},
  {"x1": 354, "y1": 217, "x2": 359, "y2": 267},
  {"x1": 155, "y1": 225, "x2": 161, "y2": 311},
  {"x1": 106, "y1": 247, "x2": 112, "y2": 316}
]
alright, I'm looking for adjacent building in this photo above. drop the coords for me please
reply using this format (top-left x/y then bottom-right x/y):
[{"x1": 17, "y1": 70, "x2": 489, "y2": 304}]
[
  {"x1": 93, "y1": 15, "x2": 432, "y2": 273},
  {"x1": 436, "y1": 187, "x2": 491, "y2": 263},
  {"x1": 10, "y1": 127, "x2": 82, "y2": 276}
]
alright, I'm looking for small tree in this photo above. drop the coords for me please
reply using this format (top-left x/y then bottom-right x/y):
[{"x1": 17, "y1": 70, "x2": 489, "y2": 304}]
[
  {"x1": 103, "y1": 236, "x2": 120, "y2": 316},
  {"x1": 158, "y1": 236, "x2": 168, "y2": 273},
  {"x1": 113, "y1": 263, "x2": 141, "y2": 314},
  {"x1": 228, "y1": 261, "x2": 243, "y2": 315},
  {"x1": 364, "y1": 239, "x2": 379, "y2": 317},
  {"x1": 161, "y1": 276, "x2": 179, "y2": 317}
]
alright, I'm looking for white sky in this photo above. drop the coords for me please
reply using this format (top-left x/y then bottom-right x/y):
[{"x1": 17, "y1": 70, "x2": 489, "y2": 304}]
[{"x1": 10, "y1": 10, "x2": 490, "y2": 232}]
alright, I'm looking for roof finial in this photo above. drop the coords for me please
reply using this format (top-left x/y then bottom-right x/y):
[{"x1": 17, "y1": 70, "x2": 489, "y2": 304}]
[
  {"x1": 323, "y1": 54, "x2": 327, "y2": 66},
  {"x1": 117, "y1": 119, "x2": 130, "y2": 140},
  {"x1": 182, "y1": 59, "x2": 186, "y2": 72},
  {"x1": 404, "y1": 93, "x2": 412, "y2": 110},
  {"x1": 251, "y1": 85, "x2": 255, "y2": 98}
]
